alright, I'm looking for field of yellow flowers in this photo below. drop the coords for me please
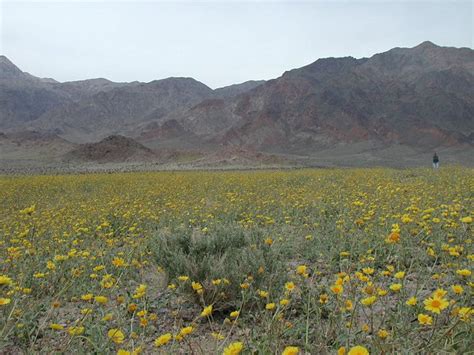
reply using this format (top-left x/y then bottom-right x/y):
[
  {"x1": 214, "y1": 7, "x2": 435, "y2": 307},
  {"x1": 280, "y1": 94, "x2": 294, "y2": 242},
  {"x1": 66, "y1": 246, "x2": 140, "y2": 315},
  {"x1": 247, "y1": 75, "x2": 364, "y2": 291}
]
[{"x1": 0, "y1": 168, "x2": 472, "y2": 354}]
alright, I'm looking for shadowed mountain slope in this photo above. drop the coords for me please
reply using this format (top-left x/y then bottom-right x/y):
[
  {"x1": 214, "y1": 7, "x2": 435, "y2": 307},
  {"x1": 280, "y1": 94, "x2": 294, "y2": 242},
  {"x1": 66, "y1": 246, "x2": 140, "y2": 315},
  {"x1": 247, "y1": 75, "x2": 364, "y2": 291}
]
[
  {"x1": 64, "y1": 135, "x2": 156, "y2": 162},
  {"x1": 152, "y1": 42, "x2": 473, "y2": 152}
]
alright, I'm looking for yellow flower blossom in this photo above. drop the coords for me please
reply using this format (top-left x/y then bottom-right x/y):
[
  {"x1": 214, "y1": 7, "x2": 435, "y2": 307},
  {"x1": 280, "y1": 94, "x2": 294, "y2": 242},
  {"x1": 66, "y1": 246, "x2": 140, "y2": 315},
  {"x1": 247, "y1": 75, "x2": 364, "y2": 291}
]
[
  {"x1": 280, "y1": 298, "x2": 290, "y2": 306},
  {"x1": 154, "y1": 333, "x2": 172, "y2": 347},
  {"x1": 296, "y1": 265, "x2": 307, "y2": 276},
  {"x1": 178, "y1": 326, "x2": 194, "y2": 337},
  {"x1": 285, "y1": 282, "x2": 295, "y2": 292},
  {"x1": 282, "y1": 346, "x2": 299, "y2": 355},
  {"x1": 223, "y1": 341, "x2": 243, "y2": 355},
  {"x1": 0, "y1": 298, "x2": 11, "y2": 306},
  {"x1": 389, "y1": 283, "x2": 402, "y2": 292},
  {"x1": 102, "y1": 313, "x2": 113, "y2": 321},
  {"x1": 394, "y1": 271, "x2": 405, "y2": 279},
  {"x1": 191, "y1": 282, "x2": 203, "y2": 294},
  {"x1": 457, "y1": 307, "x2": 472, "y2": 322},
  {"x1": 94, "y1": 296, "x2": 108, "y2": 304},
  {"x1": 347, "y1": 345, "x2": 369, "y2": 355},
  {"x1": 406, "y1": 297, "x2": 417, "y2": 306},
  {"x1": 108, "y1": 328, "x2": 125, "y2": 344},
  {"x1": 201, "y1": 305, "x2": 213, "y2": 317},
  {"x1": 68, "y1": 326, "x2": 85, "y2": 336},
  {"x1": 418, "y1": 313, "x2": 433, "y2": 325},
  {"x1": 265, "y1": 303, "x2": 276, "y2": 311},
  {"x1": 81, "y1": 293, "x2": 93, "y2": 301},
  {"x1": 456, "y1": 269, "x2": 471, "y2": 277},
  {"x1": 331, "y1": 284, "x2": 344, "y2": 295},
  {"x1": 377, "y1": 329, "x2": 389, "y2": 339},
  {"x1": 361, "y1": 296, "x2": 377, "y2": 306},
  {"x1": 424, "y1": 297, "x2": 449, "y2": 314},
  {"x1": 112, "y1": 257, "x2": 126, "y2": 267}
]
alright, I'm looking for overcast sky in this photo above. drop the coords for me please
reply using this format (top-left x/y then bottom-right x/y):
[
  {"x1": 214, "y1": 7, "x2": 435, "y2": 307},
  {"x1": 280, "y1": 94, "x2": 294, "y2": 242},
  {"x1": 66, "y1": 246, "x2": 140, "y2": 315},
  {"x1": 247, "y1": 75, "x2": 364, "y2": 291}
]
[{"x1": 1, "y1": 0, "x2": 472, "y2": 88}]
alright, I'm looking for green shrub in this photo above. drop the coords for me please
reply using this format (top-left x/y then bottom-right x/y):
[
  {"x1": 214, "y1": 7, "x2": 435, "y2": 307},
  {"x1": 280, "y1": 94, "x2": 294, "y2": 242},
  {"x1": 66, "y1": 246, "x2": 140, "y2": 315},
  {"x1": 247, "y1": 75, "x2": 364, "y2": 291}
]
[{"x1": 149, "y1": 223, "x2": 287, "y2": 310}]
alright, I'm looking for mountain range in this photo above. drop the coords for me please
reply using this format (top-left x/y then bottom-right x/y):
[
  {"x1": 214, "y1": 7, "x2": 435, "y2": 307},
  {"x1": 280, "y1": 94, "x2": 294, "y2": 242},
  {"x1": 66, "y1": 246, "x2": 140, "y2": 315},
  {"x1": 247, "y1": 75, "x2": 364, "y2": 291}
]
[{"x1": 1, "y1": 41, "x2": 473, "y2": 169}]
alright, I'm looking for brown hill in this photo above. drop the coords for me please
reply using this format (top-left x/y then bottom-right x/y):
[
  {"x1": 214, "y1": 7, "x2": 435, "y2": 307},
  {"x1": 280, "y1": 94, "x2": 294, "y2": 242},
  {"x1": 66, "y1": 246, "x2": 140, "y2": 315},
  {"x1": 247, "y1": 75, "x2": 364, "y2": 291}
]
[
  {"x1": 144, "y1": 42, "x2": 473, "y2": 154},
  {"x1": 0, "y1": 130, "x2": 76, "y2": 168},
  {"x1": 31, "y1": 78, "x2": 214, "y2": 143},
  {"x1": 64, "y1": 135, "x2": 156, "y2": 163}
]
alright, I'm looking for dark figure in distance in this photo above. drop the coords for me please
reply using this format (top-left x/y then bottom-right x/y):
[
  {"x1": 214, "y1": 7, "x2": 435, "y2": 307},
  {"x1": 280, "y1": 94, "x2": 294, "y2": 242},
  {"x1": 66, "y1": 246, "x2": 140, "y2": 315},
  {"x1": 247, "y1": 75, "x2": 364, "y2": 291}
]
[{"x1": 433, "y1": 153, "x2": 439, "y2": 168}]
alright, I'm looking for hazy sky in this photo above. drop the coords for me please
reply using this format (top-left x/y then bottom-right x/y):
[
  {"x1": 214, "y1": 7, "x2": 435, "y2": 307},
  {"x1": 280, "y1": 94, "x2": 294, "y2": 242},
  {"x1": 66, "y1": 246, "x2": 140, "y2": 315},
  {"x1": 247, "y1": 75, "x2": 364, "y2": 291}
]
[{"x1": 1, "y1": 0, "x2": 472, "y2": 88}]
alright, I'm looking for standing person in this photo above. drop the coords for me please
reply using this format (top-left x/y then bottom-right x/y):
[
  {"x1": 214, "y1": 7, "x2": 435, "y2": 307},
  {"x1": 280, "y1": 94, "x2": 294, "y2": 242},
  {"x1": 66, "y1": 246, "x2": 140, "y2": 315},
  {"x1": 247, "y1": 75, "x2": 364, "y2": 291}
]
[{"x1": 433, "y1": 152, "x2": 439, "y2": 168}]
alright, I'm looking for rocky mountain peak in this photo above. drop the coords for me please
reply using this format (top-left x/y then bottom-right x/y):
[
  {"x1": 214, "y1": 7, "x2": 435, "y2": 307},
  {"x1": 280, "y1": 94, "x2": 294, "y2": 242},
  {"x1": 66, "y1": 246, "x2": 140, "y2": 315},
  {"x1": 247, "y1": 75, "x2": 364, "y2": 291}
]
[
  {"x1": 414, "y1": 40, "x2": 438, "y2": 50},
  {"x1": 0, "y1": 55, "x2": 25, "y2": 79}
]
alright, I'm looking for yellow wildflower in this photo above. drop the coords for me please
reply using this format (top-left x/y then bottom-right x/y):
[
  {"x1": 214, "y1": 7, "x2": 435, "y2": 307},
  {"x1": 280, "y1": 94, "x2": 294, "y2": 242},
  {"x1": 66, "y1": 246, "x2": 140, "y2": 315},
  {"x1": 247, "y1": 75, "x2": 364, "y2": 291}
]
[
  {"x1": 179, "y1": 326, "x2": 194, "y2": 337},
  {"x1": 112, "y1": 257, "x2": 126, "y2": 267},
  {"x1": 406, "y1": 297, "x2": 417, "y2": 306},
  {"x1": 457, "y1": 307, "x2": 472, "y2": 322},
  {"x1": 345, "y1": 300, "x2": 353, "y2": 311},
  {"x1": 389, "y1": 283, "x2": 402, "y2": 292},
  {"x1": 331, "y1": 284, "x2": 344, "y2": 295},
  {"x1": 424, "y1": 297, "x2": 449, "y2": 314},
  {"x1": 94, "y1": 296, "x2": 108, "y2": 304},
  {"x1": 280, "y1": 298, "x2": 290, "y2": 306},
  {"x1": 418, "y1": 313, "x2": 433, "y2": 325},
  {"x1": 377, "y1": 329, "x2": 389, "y2": 339},
  {"x1": 201, "y1": 305, "x2": 213, "y2": 317},
  {"x1": 394, "y1": 271, "x2": 405, "y2": 279},
  {"x1": 132, "y1": 284, "x2": 147, "y2": 299},
  {"x1": 0, "y1": 298, "x2": 11, "y2": 306},
  {"x1": 456, "y1": 269, "x2": 471, "y2": 277},
  {"x1": 296, "y1": 265, "x2": 307, "y2": 276},
  {"x1": 154, "y1": 333, "x2": 172, "y2": 347},
  {"x1": 68, "y1": 326, "x2": 85, "y2": 336},
  {"x1": 266, "y1": 303, "x2": 276, "y2": 310},
  {"x1": 81, "y1": 293, "x2": 93, "y2": 301},
  {"x1": 223, "y1": 341, "x2": 243, "y2": 355},
  {"x1": 102, "y1": 313, "x2": 113, "y2": 321},
  {"x1": 192, "y1": 282, "x2": 203, "y2": 294},
  {"x1": 282, "y1": 346, "x2": 299, "y2": 355},
  {"x1": 108, "y1": 328, "x2": 125, "y2": 344},
  {"x1": 361, "y1": 296, "x2": 377, "y2": 306},
  {"x1": 347, "y1": 345, "x2": 369, "y2": 355}
]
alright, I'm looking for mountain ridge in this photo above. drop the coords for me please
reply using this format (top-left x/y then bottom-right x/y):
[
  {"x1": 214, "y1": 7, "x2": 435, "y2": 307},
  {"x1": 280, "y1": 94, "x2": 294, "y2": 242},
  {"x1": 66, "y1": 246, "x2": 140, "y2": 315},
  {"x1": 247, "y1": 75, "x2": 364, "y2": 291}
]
[{"x1": 1, "y1": 41, "x2": 473, "y2": 168}]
